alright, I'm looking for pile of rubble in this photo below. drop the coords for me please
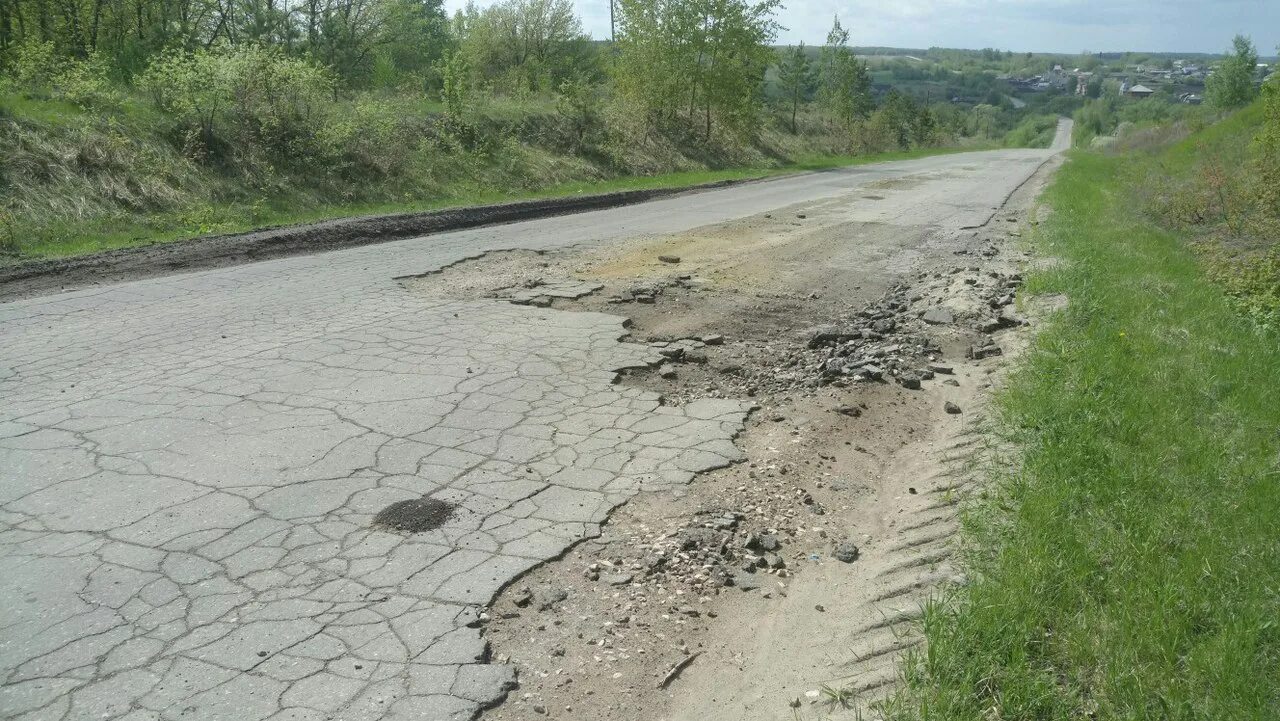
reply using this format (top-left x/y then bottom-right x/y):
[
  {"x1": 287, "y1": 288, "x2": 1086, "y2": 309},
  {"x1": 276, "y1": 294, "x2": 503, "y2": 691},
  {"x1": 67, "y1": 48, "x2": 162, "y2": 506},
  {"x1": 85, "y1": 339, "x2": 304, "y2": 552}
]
[
  {"x1": 608, "y1": 275, "x2": 704, "y2": 306},
  {"x1": 501, "y1": 471, "x2": 865, "y2": 614},
  {"x1": 629, "y1": 265, "x2": 1028, "y2": 403},
  {"x1": 581, "y1": 508, "x2": 801, "y2": 601},
  {"x1": 805, "y1": 281, "x2": 946, "y2": 389},
  {"x1": 603, "y1": 466, "x2": 868, "y2": 594}
]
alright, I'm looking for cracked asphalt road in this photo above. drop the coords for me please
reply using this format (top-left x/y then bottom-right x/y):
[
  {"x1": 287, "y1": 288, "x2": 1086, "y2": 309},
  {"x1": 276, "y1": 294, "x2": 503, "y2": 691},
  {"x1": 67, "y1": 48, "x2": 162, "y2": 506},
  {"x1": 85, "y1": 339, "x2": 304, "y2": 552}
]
[{"x1": 0, "y1": 134, "x2": 1065, "y2": 721}]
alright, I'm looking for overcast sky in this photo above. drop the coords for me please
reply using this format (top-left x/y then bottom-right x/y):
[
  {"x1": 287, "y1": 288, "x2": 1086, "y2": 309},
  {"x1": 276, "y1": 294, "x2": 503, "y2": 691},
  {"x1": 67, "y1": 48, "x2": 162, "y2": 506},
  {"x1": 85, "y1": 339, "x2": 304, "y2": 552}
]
[{"x1": 444, "y1": 0, "x2": 1280, "y2": 56}]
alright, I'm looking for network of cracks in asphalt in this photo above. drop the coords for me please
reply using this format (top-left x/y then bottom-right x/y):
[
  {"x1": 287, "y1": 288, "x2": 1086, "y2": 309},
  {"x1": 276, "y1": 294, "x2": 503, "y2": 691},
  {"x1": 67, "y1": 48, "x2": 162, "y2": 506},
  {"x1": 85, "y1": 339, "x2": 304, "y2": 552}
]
[{"x1": 0, "y1": 266, "x2": 750, "y2": 720}]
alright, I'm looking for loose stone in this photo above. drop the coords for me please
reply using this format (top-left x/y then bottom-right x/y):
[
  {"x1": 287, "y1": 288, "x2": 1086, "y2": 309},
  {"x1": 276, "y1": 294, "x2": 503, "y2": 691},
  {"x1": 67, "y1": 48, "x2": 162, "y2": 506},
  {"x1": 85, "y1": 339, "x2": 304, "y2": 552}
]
[{"x1": 834, "y1": 541, "x2": 860, "y2": 563}]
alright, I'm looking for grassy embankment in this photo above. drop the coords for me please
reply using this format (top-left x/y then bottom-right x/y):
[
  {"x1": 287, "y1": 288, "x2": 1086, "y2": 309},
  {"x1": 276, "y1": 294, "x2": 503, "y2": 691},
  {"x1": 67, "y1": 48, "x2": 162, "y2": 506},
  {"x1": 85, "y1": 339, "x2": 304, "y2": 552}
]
[
  {"x1": 1, "y1": 88, "x2": 1050, "y2": 263},
  {"x1": 889, "y1": 104, "x2": 1280, "y2": 718}
]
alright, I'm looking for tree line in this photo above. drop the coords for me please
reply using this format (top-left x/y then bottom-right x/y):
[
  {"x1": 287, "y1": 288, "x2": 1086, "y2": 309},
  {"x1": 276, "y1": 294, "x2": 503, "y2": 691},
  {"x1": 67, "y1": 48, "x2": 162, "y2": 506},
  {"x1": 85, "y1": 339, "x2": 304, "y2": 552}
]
[
  {"x1": 0, "y1": 0, "x2": 452, "y2": 81},
  {"x1": 1, "y1": 0, "x2": 920, "y2": 145}
]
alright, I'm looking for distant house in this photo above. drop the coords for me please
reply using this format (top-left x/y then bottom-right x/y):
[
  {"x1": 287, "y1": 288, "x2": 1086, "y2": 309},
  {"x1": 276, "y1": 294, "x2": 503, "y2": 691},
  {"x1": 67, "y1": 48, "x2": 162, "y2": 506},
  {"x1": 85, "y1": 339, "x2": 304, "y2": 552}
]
[
  {"x1": 1075, "y1": 72, "x2": 1093, "y2": 96},
  {"x1": 1126, "y1": 84, "x2": 1155, "y2": 98},
  {"x1": 1045, "y1": 65, "x2": 1071, "y2": 89}
]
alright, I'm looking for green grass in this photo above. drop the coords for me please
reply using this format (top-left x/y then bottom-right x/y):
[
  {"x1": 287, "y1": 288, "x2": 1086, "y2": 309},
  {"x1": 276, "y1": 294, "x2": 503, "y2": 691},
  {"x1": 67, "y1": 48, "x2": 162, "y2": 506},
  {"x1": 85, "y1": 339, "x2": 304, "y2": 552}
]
[
  {"x1": 5, "y1": 144, "x2": 982, "y2": 263},
  {"x1": 891, "y1": 148, "x2": 1280, "y2": 719}
]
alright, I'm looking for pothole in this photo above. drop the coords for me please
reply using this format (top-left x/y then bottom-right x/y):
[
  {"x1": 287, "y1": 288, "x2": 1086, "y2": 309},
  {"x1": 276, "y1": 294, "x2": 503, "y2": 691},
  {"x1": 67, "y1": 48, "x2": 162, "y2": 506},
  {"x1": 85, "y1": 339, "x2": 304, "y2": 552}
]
[
  {"x1": 373, "y1": 497, "x2": 457, "y2": 533},
  {"x1": 398, "y1": 228, "x2": 1025, "y2": 409}
]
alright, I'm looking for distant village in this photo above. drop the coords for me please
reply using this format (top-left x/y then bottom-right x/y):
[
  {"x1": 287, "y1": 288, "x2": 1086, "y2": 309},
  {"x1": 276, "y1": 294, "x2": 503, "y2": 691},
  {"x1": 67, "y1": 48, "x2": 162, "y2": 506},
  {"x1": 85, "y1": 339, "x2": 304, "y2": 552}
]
[{"x1": 1001, "y1": 57, "x2": 1275, "y2": 105}]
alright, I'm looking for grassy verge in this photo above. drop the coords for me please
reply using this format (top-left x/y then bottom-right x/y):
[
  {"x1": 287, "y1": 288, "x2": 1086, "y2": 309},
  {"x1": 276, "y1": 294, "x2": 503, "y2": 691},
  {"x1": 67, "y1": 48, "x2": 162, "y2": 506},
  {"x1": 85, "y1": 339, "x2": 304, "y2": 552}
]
[
  {"x1": 3, "y1": 144, "x2": 982, "y2": 263},
  {"x1": 891, "y1": 148, "x2": 1280, "y2": 718}
]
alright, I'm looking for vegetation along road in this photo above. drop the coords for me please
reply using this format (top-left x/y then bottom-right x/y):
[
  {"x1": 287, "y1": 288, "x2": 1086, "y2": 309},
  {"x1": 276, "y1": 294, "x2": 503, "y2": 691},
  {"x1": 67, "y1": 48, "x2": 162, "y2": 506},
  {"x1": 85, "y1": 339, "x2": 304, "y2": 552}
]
[{"x1": 2, "y1": 0, "x2": 1279, "y2": 717}]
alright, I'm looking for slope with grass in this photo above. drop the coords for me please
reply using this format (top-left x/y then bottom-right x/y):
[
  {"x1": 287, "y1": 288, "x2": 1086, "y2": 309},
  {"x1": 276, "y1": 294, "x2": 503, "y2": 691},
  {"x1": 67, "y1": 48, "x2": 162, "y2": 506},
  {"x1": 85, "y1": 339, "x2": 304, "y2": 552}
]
[{"x1": 890, "y1": 107, "x2": 1280, "y2": 719}]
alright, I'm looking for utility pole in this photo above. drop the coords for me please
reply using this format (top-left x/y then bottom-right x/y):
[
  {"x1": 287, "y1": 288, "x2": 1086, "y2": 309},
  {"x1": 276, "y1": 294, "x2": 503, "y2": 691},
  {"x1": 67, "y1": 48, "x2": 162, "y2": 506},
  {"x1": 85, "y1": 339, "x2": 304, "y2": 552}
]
[{"x1": 610, "y1": 0, "x2": 616, "y2": 43}]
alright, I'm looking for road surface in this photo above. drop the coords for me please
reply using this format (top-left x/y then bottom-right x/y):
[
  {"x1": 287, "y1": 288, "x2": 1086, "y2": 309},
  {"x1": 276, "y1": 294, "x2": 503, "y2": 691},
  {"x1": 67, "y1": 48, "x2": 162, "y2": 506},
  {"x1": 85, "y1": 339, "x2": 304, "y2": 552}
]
[{"x1": 0, "y1": 122, "x2": 1069, "y2": 721}]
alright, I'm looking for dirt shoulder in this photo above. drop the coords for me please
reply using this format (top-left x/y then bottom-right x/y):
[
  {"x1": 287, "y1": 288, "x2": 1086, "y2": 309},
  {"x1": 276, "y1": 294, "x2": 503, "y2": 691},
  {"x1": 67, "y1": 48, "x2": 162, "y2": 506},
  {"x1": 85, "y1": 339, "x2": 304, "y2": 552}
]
[{"x1": 401, "y1": 155, "x2": 1064, "y2": 721}]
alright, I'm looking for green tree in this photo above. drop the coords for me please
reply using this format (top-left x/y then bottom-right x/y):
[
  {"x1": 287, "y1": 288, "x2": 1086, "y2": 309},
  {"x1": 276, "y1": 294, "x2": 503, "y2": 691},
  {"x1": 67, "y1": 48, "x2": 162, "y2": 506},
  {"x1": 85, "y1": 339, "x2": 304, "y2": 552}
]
[
  {"x1": 817, "y1": 16, "x2": 872, "y2": 131},
  {"x1": 776, "y1": 43, "x2": 813, "y2": 133},
  {"x1": 378, "y1": 0, "x2": 452, "y2": 85},
  {"x1": 613, "y1": 0, "x2": 780, "y2": 139},
  {"x1": 457, "y1": 0, "x2": 591, "y2": 93},
  {"x1": 556, "y1": 71, "x2": 601, "y2": 148},
  {"x1": 0, "y1": 0, "x2": 457, "y2": 85},
  {"x1": 439, "y1": 50, "x2": 470, "y2": 116},
  {"x1": 871, "y1": 88, "x2": 932, "y2": 149},
  {"x1": 611, "y1": 0, "x2": 699, "y2": 124},
  {"x1": 1206, "y1": 35, "x2": 1259, "y2": 109}
]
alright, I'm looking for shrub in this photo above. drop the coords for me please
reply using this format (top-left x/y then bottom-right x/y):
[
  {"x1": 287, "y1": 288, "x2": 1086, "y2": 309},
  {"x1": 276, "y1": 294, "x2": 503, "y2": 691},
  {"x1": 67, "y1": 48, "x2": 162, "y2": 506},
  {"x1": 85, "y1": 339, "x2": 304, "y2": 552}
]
[
  {"x1": 1255, "y1": 77, "x2": 1280, "y2": 216},
  {"x1": 1003, "y1": 114, "x2": 1057, "y2": 148},
  {"x1": 312, "y1": 96, "x2": 412, "y2": 180},
  {"x1": 139, "y1": 46, "x2": 336, "y2": 162},
  {"x1": 9, "y1": 41, "x2": 65, "y2": 91},
  {"x1": 3, "y1": 42, "x2": 118, "y2": 108},
  {"x1": 54, "y1": 53, "x2": 121, "y2": 109},
  {"x1": 555, "y1": 73, "x2": 601, "y2": 150},
  {"x1": 1223, "y1": 249, "x2": 1280, "y2": 329},
  {"x1": 139, "y1": 49, "x2": 234, "y2": 153},
  {"x1": 222, "y1": 46, "x2": 335, "y2": 150},
  {"x1": 440, "y1": 52, "x2": 471, "y2": 117},
  {"x1": 1073, "y1": 98, "x2": 1115, "y2": 146}
]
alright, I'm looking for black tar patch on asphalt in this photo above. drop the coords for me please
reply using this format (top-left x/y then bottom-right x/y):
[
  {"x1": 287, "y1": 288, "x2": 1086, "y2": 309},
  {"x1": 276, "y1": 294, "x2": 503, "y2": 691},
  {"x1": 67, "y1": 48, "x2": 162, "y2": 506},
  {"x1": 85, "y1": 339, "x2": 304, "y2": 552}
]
[{"x1": 373, "y1": 498, "x2": 457, "y2": 533}]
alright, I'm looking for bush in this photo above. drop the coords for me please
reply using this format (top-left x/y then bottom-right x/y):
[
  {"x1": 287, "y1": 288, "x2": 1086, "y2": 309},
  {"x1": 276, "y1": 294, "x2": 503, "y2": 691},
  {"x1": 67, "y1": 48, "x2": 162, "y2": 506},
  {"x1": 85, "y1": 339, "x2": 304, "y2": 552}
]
[
  {"x1": 3, "y1": 42, "x2": 119, "y2": 108},
  {"x1": 55, "y1": 53, "x2": 121, "y2": 109},
  {"x1": 312, "y1": 96, "x2": 414, "y2": 180},
  {"x1": 139, "y1": 49, "x2": 235, "y2": 154},
  {"x1": 1204, "y1": 247, "x2": 1280, "y2": 329},
  {"x1": 1128, "y1": 100, "x2": 1280, "y2": 332},
  {"x1": 1255, "y1": 77, "x2": 1280, "y2": 216},
  {"x1": 8, "y1": 41, "x2": 65, "y2": 90},
  {"x1": 1072, "y1": 98, "x2": 1114, "y2": 146},
  {"x1": 222, "y1": 46, "x2": 335, "y2": 151},
  {"x1": 139, "y1": 46, "x2": 335, "y2": 161},
  {"x1": 439, "y1": 52, "x2": 471, "y2": 117},
  {"x1": 555, "y1": 73, "x2": 602, "y2": 150},
  {"x1": 858, "y1": 91, "x2": 941, "y2": 151},
  {"x1": 1003, "y1": 114, "x2": 1057, "y2": 148}
]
